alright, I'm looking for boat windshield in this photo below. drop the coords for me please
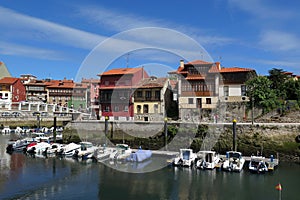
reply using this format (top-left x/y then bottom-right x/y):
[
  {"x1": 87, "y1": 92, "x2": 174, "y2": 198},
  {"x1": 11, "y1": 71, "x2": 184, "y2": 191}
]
[
  {"x1": 182, "y1": 150, "x2": 190, "y2": 160},
  {"x1": 229, "y1": 152, "x2": 241, "y2": 159}
]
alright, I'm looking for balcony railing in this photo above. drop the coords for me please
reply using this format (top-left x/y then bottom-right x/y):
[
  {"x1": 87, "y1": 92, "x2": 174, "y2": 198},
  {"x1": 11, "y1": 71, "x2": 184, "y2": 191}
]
[
  {"x1": 181, "y1": 91, "x2": 215, "y2": 96},
  {"x1": 134, "y1": 96, "x2": 160, "y2": 102}
]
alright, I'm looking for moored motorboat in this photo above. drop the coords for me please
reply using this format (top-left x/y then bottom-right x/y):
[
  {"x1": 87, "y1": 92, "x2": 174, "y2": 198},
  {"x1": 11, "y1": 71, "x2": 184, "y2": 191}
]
[
  {"x1": 249, "y1": 156, "x2": 268, "y2": 173},
  {"x1": 126, "y1": 149, "x2": 152, "y2": 162},
  {"x1": 95, "y1": 146, "x2": 117, "y2": 162},
  {"x1": 196, "y1": 150, "x2": 220, "y2": 170},
  {"x1": 109, "y1": 144, "x2": 132, "y2": 160},
  {"x1": 6, "y1": 138, "x2": 31, "y2": 153},
  {"x1": 46, "y1": 143, "x2": 64, "y2": 155},
  {"x1": 222, "y1": 151, "x2": 245, "y2": 172},
  {"x1": 76, "y1": 141, "x2": 98, "y2": 160},
  {"x1": 173, "y1": 149, "x2": 197, "y2": 167},
  {"x1": 62, "y1": 143, "x2": 81, "y2": 157}
]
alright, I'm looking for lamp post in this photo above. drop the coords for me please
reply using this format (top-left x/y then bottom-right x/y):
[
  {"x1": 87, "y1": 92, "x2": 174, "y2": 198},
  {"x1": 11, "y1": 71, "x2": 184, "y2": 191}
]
[
  {"x1": 104, "y1": 116, "x2": 108, "y2": 146},
  {"x1": 164, "y1": 117, "x2": 168, "y2": 151},
  {"x1": 36, "y1": 113, "x2": 40, "y2": 131},
  {"x1": 232, "y1": 119, "x2": 237, "y2": 151},
  {"x1": 251, "y1": 97, "x2": 254, "y2": 125}
]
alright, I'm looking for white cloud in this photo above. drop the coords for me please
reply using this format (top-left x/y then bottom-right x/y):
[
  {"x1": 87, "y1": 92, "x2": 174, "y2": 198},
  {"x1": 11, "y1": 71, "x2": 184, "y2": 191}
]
[
  {"x1": 76, "y1": 5, "x2": 235, "y2": 47},
  {"x1": 0, "y1": 41, "x2": 65, "y2": 60},
  {"x1": 259, "y1": 30, "x2": 299, "y2": 52},
  {"x1": 228, "y1": 0, "x2": 297, "y2": 21},
  {"x1": 0, "y1": 6, "x2": 105, "y2": 50}
]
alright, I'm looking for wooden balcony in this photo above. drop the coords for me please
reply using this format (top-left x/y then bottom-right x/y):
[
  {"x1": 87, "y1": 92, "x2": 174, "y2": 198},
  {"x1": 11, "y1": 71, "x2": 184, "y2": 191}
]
[{"x1": 181, "y1": 91, "x2": 215, "y2": 97}]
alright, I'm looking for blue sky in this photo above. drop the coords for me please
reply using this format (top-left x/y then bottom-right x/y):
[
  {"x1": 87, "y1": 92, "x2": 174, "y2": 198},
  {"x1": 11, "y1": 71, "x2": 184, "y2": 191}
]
[{"x1": 1, "y1": 0, "x2": 300, "y2": 81}]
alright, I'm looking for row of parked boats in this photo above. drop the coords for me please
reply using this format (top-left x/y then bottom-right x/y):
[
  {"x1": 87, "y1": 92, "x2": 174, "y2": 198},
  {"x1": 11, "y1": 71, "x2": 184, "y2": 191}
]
[
  {"x1": 6, "y1": 133, "x2": 153, "y2": 163},
  {"x1": 5, "y1": 133, "x2": 274, "y2": 173},
  {"x1": 172, "y1": 149, "x2": 271, "y2": 173}
]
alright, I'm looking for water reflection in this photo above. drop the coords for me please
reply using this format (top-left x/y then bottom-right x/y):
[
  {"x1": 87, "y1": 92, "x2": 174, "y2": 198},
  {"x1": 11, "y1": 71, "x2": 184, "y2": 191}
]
[{"x1": 0, "y1": 134, "x2": 300, "y2": 200}]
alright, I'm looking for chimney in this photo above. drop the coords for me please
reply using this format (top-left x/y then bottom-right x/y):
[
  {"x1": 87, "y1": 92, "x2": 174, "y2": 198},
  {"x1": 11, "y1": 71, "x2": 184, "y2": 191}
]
[
  {"x1": 180, "y1": 60, "x2": 184, "y2": 69},
  {"x1": 216, "y1": 62, "x2": 221, "y2": 70}
]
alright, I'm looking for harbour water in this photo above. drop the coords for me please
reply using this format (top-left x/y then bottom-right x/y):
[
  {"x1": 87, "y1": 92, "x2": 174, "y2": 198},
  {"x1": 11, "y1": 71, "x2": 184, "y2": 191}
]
[{"x1": 0, "y1": 135, "x2": 299, "y2": 200}]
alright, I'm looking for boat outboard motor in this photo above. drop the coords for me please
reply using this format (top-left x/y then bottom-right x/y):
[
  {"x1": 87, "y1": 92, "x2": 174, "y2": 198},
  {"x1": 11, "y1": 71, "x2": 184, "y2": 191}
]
[
  {"x1": 42, "y1": 147, "x2": 49, "y2": 157},
  {"x1": 72, "y1": 149, "x2": 79, "y2": 159},
  {"x1": 56, "y1": 148, "x2": 64, "y2": 157},
  {"x1": 27, "y1": 147, "x2": 35, "y2": 155},
  {"x1": 6, "y1": 144, "x2": 13, "y2": 154}
]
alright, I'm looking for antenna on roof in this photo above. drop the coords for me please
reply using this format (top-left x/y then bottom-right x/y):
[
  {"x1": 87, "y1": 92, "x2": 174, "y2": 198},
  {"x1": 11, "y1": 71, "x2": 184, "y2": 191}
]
[{"x1": 126, "y1": 53, "x2": 130, "y2": 68}]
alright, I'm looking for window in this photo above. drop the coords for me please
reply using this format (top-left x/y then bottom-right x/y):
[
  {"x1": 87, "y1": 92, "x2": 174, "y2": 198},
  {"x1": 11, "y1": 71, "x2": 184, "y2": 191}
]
[
  {"x1": 137, "y1": 91, "x2": 142, "y2": 98},
  {"x1": 143, "y1": 104, "x2": 149, "y2": 113},
  {"x1": 155, "y1": 91, "x2": 160, "y2": 99},
  {"x1": 188, "y1": 98, "x2": 194, "y2": 104},
  {"x1": 196, "y1": 98, "x2": 202, "y2": 108},
  {"x1": 145, "y1": 91, "x2": 151, "y2": 99},
  {"x1": 114, "y1": 106, "x2": 119, "y2": 112},
  {"x1": 124, "y1": 105, "x2": 128, "y2": 112},
  {"x1": 224, "y1": 86, "x2": 229, "y2": 96},
  {"x1": 241, "y1": 85, "x2": 247, "y2": 96},
  {"x1": 104, "y1": 106, "x2": 110, "y2": 112},
  {"x1": 105, "y1": 81, "x2": 109, "y2": 86},
  {"x1": 206, "y1": 98, "x2": 211, "y2": 104},
  {"x1": 137, "y1": 105, "x2": 141, "y2": 113}
]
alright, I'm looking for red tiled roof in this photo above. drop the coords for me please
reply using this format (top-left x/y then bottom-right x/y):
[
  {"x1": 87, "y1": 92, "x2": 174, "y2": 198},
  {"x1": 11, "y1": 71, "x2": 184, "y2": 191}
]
[
  {"x1": 175, "y1": 60, "x2": 215, "y2": 74},
  {"x1": 0, "y1": 77, "x2": 19, "y2": 84},
  {"x1": 186, "y1": 60, "x2": 213, "y2": 65},
  {"x1": 46, "y1": 80, "x2": 75, "y2": 89},
  {"x1": 220, "y1": 67, "x2": 254, "y2": 73},
  {"x1": 98, "y1": 67, "x2": 143, "y2": 76},
  {"x1": 208, "y1": 65, "x2": 220, "y2": 73},
  {"x1": 81, "y1": 78, "x2": 99, "y2": 84},
  {"x1": 134, "y1": 77, "x2": 168, "y2": 89},
  {"x1": 186, "y1": 76, "x2": 205, "y2": 80}
]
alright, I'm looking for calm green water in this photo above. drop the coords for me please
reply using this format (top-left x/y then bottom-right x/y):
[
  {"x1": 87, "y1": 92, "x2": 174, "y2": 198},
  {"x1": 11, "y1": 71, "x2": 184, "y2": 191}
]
[{"x1": 0, "y1": 135, "x2": 299, "y2": 200}]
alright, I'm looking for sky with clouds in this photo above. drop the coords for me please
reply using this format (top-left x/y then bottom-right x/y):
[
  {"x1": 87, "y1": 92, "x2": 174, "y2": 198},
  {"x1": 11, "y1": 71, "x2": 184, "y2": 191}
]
[{"x1": 1, "y1": 0, "x2": 300, "y2": 80}]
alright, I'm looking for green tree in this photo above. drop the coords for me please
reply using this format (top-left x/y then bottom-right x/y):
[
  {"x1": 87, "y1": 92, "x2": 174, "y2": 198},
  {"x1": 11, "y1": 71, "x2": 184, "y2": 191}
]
[
  {"x1": 285, "y1": 79, "x2": 300, "y2": 101},
  {"x1": 268, "y1": 68, "x2": 288, "y2": 99},
  {"x1": 246, "y1": 76, "x2": 278, "y2": 113}
]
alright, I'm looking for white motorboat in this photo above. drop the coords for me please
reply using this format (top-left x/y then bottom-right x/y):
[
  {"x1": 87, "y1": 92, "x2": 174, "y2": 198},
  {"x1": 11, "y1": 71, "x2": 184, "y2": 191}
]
[
  {"x1": 173, "y1": 149, "x2": 197, "y2": 167},
  {"x1": 27, "y1": 142, "x2": 51, "y2": 155},
  {"x1": 76, "y1": 142, "x2": 98, "y2": 160},
  {"x1": 62, "y1": 143, "x2": 81, "y2": 157},
  {"x1": 196, "y1": 150, "x2": 220, "y2": 170},
  {"x1": 222, "y1": 151, "x2": 245, "y2": 172},
  {"x1": 109, "y1": 144, "x2": 132, "y2": 160},
  {"x1": 32, "y1": 132, "x2": 49, "y2": 142},
  {"x1": 96, "y1": 147, "x2": 117, "y2": 162},
  {"x1": 46, "y1": 143, "x2": 64, "y2": 155},
  {"x1": 249, "y1": 156, "x2": 268, "y2": 173},
  {"x1": 6, "y1": 138, "x2": 31, "y2": 152}
]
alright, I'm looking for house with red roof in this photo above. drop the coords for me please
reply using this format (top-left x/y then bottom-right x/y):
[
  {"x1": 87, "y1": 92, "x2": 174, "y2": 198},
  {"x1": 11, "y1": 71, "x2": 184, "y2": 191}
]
[
  {"x1": 46, "y1": 79, "x2": 75, "y2": 107},
  {"x1": 98, "y1": 67, "x2": 149, "y2": 120},
  {"x1": 0, "y1": 77, "x2": 26, "y2": 109},
  {"x1": 169, "y1": 60, "x2": 256, "y2": 121},
  {"x1": 133, "y1": 76, "x2": 175, "y2": 121},
  {"x1": 219, "y1": 67, "x2": 256, "y2": 102}
]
